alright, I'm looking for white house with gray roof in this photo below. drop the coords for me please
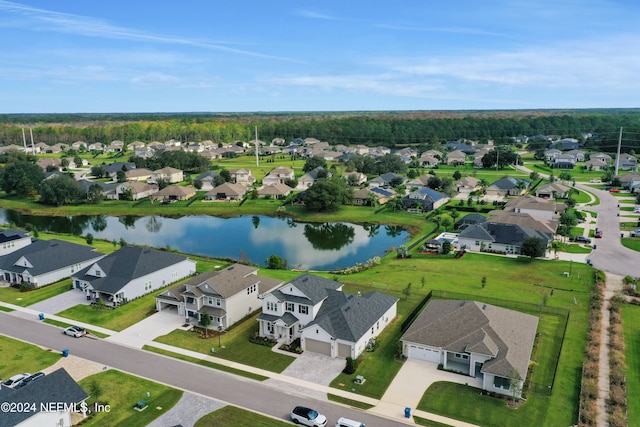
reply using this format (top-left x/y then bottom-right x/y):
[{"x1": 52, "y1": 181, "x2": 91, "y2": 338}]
[
  {"x1": 457, "y1": 221, "x2": 552, "y2": 255},
  {"x1": 258, "y1": 274, "x2": 398, "y2": 358},
  {"x1": 156, "y1": 264, "x2": 282, "y2": 328},
  {"x1": 401, "y1": 299, "x2": 538, "y2": 398},
  {"x1": 72, "y1": 246, "x2": 196, "y2": 307},
  {"x1": 0, "y1": 239, "x2": 104, "y2": 288},
  {"x1": 0, "y1": 228, "x2": 32, "y2": 256}
]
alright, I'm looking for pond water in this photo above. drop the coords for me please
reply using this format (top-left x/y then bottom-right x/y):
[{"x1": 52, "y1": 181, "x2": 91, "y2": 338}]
[{"x1": 0, "y1": 209, "x2": 409, "y2": 271}]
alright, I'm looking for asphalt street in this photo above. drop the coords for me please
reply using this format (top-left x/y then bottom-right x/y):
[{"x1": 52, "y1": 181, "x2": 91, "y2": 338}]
[{"x1": 0, "y1": 312, "x2": 407, "y2": 427}]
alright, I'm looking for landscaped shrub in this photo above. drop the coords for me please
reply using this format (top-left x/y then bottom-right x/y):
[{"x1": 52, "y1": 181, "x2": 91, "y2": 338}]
[{"x1": 343, "y1": 357, "x2": 358, "y2": 375}]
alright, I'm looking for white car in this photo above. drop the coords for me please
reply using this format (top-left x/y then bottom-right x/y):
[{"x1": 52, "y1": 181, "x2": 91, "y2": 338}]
[
  {"x1": 291, "y1": 406, "x2": 327, "y2": 427},
  {"x1": 336, "y1": 417, "x2": 366, "y2": 427},
  {"x1": 2, "y1": 373, "x2": 31, "y2": 388},
  {"x1": 63, "y1": 325, "x2": 85, "y2": 337},
  {"x1": 589, "y1": 179, "x2": 601, "y2": 183}
]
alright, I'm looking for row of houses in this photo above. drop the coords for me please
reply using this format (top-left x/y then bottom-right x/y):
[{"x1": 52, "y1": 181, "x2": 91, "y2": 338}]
[{"x1": 545, "y1": 149, "x2": 637, "y2": 171}]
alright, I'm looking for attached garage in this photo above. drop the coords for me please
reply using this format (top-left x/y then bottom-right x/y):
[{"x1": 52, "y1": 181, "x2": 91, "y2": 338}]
[
  {"x1": 304, "y1": 338, "x2": 331, "y2": 356},
  {"x1": 337, "y1": 343, "x2": 352, "y2": 358},
  {"x1": 407, "y1": 344, "x2": 441, "y2": 363}
]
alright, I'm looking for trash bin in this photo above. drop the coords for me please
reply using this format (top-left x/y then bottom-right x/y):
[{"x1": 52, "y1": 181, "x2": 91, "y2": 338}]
[
  {"x1": 621, "y1": 233, "x2": 624, "y2": 238},
  {"x1": 405, "y1": 407, "x2": 411, "y2": 418},
  {"x1": 62, "y1": 349, "x2": 69, "y2": 357},
  {"x1": 38, "y1": 313, "x2": 44, "y2": 320},
  {"x1": 593, "y1": 244, "x2": 597, "y2": 250}
]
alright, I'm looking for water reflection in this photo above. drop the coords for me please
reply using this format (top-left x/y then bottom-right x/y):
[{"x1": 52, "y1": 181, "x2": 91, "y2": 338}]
[{"x1": 0, "y1": 209, "x2": 409, "y2": 271}]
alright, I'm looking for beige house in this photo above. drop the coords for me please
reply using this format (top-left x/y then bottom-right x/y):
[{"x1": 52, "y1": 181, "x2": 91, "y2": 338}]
[
  {"x1": 204, "y1": 183, "x2": 247, "y2": 201},
  {"x1": 114, "y1": 181, "x2": 159, "y2": 200},
  {"x1": 258, "y1": 183, "x2": 292, "y2": 199},
  {"x1": 262, "y1": 167, "x2": 295, "y2": 186},
  {"x1": 445, "y1": 150, "x2": 467, "y2": 165},
  {"x1": 152, "y1": 167, "x2": 184, "y2": 184},
  {"x1": 455, "y1": 176, "x2": 480, "y2": 194},
  {"x1": 229, "y1": 169, "x2": 256, "y2": 186},
  {"x1": 124, "y1": 168, "x2": 153, "y2": 182},
  {"x1": 151, "y1": 185, "x2": 195, "y2": 202}
]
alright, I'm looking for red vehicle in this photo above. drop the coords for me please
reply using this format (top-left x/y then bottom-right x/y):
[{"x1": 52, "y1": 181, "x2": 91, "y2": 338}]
[
  {"x1": 595, "y1": 230, "x2": 602, "y2": 238},
  {"x1": 609, "y1": 188, "x2": 620, "y2": 193}
]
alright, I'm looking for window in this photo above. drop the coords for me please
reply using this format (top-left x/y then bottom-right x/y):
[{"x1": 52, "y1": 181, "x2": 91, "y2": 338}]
[
  {"x1": 285, "y1": 302, "x2": 294, "y2": 312},
  {"x1": 144, "y1": 280, "x2": 152, "y2": 291},
  {"x1": 266, "y1": 301, "x2": 277, "y2": 311},
  {"x1": 298, "y1": 305, "x2": 308, "y2": 315},
  {"x1": 494, "y1": 376, "x2": 510, "y2": 390},
  {"x1": 216, "y1": 298, "x2": 221, "y2": 306},
  {"x1": 207, "y1": 297, "x2": 214, "y2": 305},
  {"x1": 267, "y1": 323, "x2": 274, "y2": 333},
  {"x1": 246, "y1": 284, "x2": 257, "y2": 295},
  {"x1": 186, "y1": 297, "x2": 195, "y2": 304},
  {"x1": 454, "y1": 353, "x2": 469, "y2": 360}
]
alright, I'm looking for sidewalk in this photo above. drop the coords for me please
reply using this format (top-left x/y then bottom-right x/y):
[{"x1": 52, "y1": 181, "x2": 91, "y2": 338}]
[{"x1": 0, "y1": 299, "x2": 479, "y2": 427}]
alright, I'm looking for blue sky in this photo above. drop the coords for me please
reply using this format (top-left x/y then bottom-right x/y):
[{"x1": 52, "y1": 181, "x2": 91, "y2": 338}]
[{"x1": 1, "y1": 0, "x2": 639, "y2": 113}]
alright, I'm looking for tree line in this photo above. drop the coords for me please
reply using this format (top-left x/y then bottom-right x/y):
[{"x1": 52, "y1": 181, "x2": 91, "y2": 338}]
[{"x1": 1, "y1": 111, "x2": 639, "y2": 152}]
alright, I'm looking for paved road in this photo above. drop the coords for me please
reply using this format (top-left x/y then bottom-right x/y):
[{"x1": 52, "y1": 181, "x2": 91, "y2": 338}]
[{"x1": 0, "y1": 313, "x2": 408, "y2": 427}]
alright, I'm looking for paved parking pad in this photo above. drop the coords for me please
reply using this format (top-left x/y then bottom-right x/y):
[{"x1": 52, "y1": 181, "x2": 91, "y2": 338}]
[
  {"x1": 147, "y1": 392, "x2": 225, "y2": 427},
  {"x1": 105, "y1": 310, "x2": 184, "y2": 348}
]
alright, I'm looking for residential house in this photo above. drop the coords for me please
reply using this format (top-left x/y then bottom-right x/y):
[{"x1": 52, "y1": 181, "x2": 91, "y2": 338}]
[
  {"x1": 36, "y1": 158, "x2": 63, "y2": 171},
  {"x1": 103, "y1": 162, "x2": 136, "y2": 180},
  {"x1": 454, "y1": 213, "x2": 486, "y2": 231},
  {"x1": 229, "y1": 169, "x2": 256, "y2": 186},
  {"x1": 352, "y1": 189, "x2": 375, "y2": 206},
  {"x1": 486, "y1": 211, "x2": 557, "y2": 235},
  {"x1": 0, "y1": 228, "x2": 32, "y2": 256},
  {"x1": 156, "y1": 264, "x2": 282, "y2": 327},
  {"x1": 342, "y1": 172, "x2": 367, "y2": 186},
  {"x1": 194, "y1": 171, "x2": 221, "y2": 191},
  {"x1": 368, "y1": 187, "x2": 395, "y2": 205},
  {"x1": 457, "y1": 221, "x2": 552, "y2": 255},
  {"x1": 124, "y1": 168, "x2": 153, "y2": 182},
  {"x1": 535, "y1": 183, "x2": 571, "y2": 199},
  {"x1": 589, "y1": 152, "x2": 612, "y2": 163},
  {"x1": 565, "y1": 149, "x2": 585, "y2": 162},
  {"x1": 204, "y1": 182, "x2": 247, "y2": 201},
  {"x1": 262, "y1": 167, "x2": 295, "y2": 186},
  {"x1": 76, "y1": 179, "x2": 118, "y2": 199},
  {"x1": 369, "y1": 172, "x2": 405, "y2": 188},
  {"x1": 114, "y1": 181, "x2": 159, "y2": 200},
  {"x1": 71, "y1": 141, "x2": 87, "y2": 151},
  {"x1": 394, "y1": 147, "x2": 417, "y2": 158},
  {"x1": 152, "y1": 167, "x2": 184, "y2": 184},
  {"x1": 0, "y1": 239, "x2": 104, "y2": 288},
  {"x1": 473, "y1": 149, "x2": 491, "y2": 168},
  {"x1": 258, "y1": 274, "x2": 398, "y2": 358},
  {"x1": 544, "y1": 149, "x2": 562, "y2": 162},
  {"x1": 0, "y1": 368, "x2": 89, "y2": 427},
  {"x1": 407, "y1": 175, "x2": 431, "y2": 191},
  {"x1": 422, "y1": 149, "x2": 443, "y2": 158},
  {"x1": 455, "y1": 176, "x2": 480, "y2": 195},
  {"x1": 503, "y1": 195, "x2": 563, "y2": 221},
  {"x1": 585, "y1": 159, "x2": 609, "y2": 171},
  {"x1": 445, "y1": 150, "x2": 467, "y2": 166},
  {"x1": 485, "y1": 177, "x2": 530, "y2": 197},
  {"x1": 418, "y1": 154, "x2": 439, "y2": 168},
  {"x1": 73, "y1": 246, "x2": 196, "y2": 307},
  {"x1": 443, "y1": 141, "x2": 475, "y2": 154},
  {"x1": 298, "y1": 167, "x2": 331, "y2": 189},
  {"x1": 49, "y1": 143, "x2": 69, "y2": 153},
  {"x1": 615, "y1": 153, "x2": 638, "y2": 171},
  {"x1": 128, "y1": 141, "x2": 146, "y2": 151},
  {"x1": 150, "y1": 185, "x2": 196, "y2": 202},
  {"x1": 550, "y1": 154, "x2": 576, "y2": 169},
  {"x1": 258, "y1": 183, "x2": 292, "y2": 199},
  {"x1": 87, "y1": 142, "x2": 104, "y2": 151},
  {"x1": 106, "y1": 140, "x2": 125, "y2": 152},
  {"x1": 400, "y1": 299, "x2": 538, "y2": 398},
  {"x1": 135, "y1": 147, "x2": 156, "y2": 158},
  {"x1": 618, "y1": 173, "x2": 640, "y2": 192},
  {"x1": 401, "y1": 187, "x2": 448, "y2": 213}
]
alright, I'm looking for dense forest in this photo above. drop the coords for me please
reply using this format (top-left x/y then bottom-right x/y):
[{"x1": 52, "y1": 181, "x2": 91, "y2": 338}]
[{"x1": 1, "y1": 110, "x2": 639, "y2": 153}]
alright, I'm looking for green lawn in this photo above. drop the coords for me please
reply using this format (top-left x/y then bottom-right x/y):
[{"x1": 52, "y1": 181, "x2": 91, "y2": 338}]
[
  {"x1": 622, "y1": 304, "x2": 640, "y2": 425},
  {"x1": 42, "y1": 318, "x2": 110, "y2": 338},
  {"x1": 0, "y1": 278, "x2": 72, "y2": 307},
  {"x1": 558, "y1": 243, "x2": 593, "y2": 254},
  {"x1": 154, "y1": 312, "x2": 296, "y2": 373},
  {"x1": 621, "y1": 238, "x2": 640, "y2": 252},
  {"x1": 0, "y1": 335, "x2": 62, "y2": 379},
  {"x1": 195, "y1": 405, "x2": 292, "y2": 427},
  {"x1": 78, "y1": 370, "x2": 183, "y2": 427}
]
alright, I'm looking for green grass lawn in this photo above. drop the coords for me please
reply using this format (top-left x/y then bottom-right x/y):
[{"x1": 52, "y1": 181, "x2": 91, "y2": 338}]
[
  {"x1": 42, "y1": 318, "x2": 110, "y2": 338},
  {"x1": 0, "y1": 335, "x2": 62, "y2": 379},
  {"x1": 194, "y1": 405, "x2": 292, "y2": 427},
  {"x1": 77, "y1": 370, "x2": 183, "y2": 427},
  {"x1": 0, "y1": 278, "x2": 72, "y2": 307},
  {"x1": 154, "y1": 312, "x2": 295, "y2": 373},
  {"x1": 621, "y1": 238, "x2": 640, "y2": 252},
  {"x1": 622, "y1": 304, "x2": 640, "y2": 425},
  {"x1": 558, "y1": 243, "x2": 593, "y2": 254}
]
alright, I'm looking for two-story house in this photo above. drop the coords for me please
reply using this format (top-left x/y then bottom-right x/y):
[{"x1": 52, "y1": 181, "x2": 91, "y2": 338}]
[
  {"x1": 229, "y1": 169, "x2": 256, "y2": 186},
  {"x1": 258, "y1": 274, "x2": 398, "y2": 359},
  {"x1": 156, "y1": 264, "x2": 282, "y2": 328},
  {"x1": 152, "y1": 167, "x2": 184, "y2": 184},
  {"x1": 262, "y1": 167, "x2": 295, "y2": 186}
]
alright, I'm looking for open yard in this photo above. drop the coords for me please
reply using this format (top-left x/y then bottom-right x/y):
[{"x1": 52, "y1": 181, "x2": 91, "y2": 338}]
[
  {"x1": 194, "y1": 405, "x2": 292, "y2": 427},
  {"x1": 77, "y1": 369, "x2": 183, "y2": 427},
  {"x1": 0, "y1": 335, "x2": 61, "y2": 379},
  {"x1": 0, "y1": 278, "x2": 72, "y2": 307}
]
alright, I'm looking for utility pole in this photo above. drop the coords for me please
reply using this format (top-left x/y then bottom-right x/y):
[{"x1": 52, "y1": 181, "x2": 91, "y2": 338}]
[
  {"x1": 254, "y1": 126, "x2": 259, "y2": 167},
  {"x1": 614, "y1": 126, "x2": 623, "y2": 176}
]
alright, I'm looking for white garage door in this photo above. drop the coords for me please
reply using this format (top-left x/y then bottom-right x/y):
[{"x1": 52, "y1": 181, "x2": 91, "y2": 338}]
[
  {"x1": 337, "y1": 343, "x2": 352, "y2": 358},
  {"x1": 305, "y1": 339, "x2": 332, "y2": 356},
  {"x1": 408, "y1": 344, "x2": 440, "y2": 363}
]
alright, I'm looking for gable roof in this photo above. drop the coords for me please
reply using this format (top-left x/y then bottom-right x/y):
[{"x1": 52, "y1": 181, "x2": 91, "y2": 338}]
[
  {"x1": 504, "y1": 195, "x2": 558, "y2": 212},
  {"x1": 74, "y1": 246, "x2": 189, "y2": 294},
  {"x1": 178, "y1": 264, "x2": 282, "y2": 299},
  {"x1": 207, "y1": 182, "x2": 246, "y2": 197},
  {"x1": 0, "y1": 239, "x2": 103, "y2": 276},
  {"x1": 370, "y1": 172, "x2": 404, "y2": 184},
  {"x1": 459, "y1": 221, "x2": 553, "y2": 246},
  {"x1": 0, "y1": 228, "x2": 30, "y2": 244},
  {"x1": 407, "y1": 187, "x2": 446, "y2": 202},
  {"x1": 103, "y1": 162, "x2": 136, "y2": 174},
  {"x1": 271, "y1": 274, "x2": 343, "y2": 306},
  {"x1": 258, "y1": 183, "x2": 292, "y2": 196},
  {"x1": 401, "y1": 299, "x2": 538, "y2": 379},
  {"x1": 488, "y1": 177, "x2": 529, "y2": 190},
  {"x1": 0, "y1": 368, "x2": 88, "y2": 426},
  {"x1": 154, "y1": 185, "x2": 195, "y2": 198},
  {"x1": 307, "y1": 290, "x2": 398, "y2": 342}
]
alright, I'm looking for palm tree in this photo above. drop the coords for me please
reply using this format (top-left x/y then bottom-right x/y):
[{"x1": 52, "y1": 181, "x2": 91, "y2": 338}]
[{"x1": 387, "y1": 197, "x2": 404, "y2": 212}]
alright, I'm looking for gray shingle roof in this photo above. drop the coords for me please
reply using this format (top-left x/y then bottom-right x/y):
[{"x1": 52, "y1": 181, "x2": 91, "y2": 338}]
[
  {"x1": 183, "y1": 264, "x2": 282, "y2": 299},
  {"x1": 0, "y1": 228, "x2": 29, "y2": 244},
  {"x1": 0, "y1": 239, "x2": 103, "y2": 277},
  {"x1": 306, "y1": 290, "x2": 398, "y2": 342},
  {"x1": 73, "y1": 246, "x2": 189, "y2": 295},
  {"x1": 459, "y1": 222, "x2": 552, "y2": 246},
  {"x1": 270, "y1": 274, "x2": 343, "y2": 305},
  {"x1": 0, "y1": 368, "x2": 88, "y2": 426},
  {"x1": 401, "y1": 300, "x2": 538, "y2": 379}
]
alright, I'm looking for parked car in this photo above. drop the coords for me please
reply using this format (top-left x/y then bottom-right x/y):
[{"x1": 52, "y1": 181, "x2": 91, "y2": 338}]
[
  {"x1": 595, "y1": 230, "x2": 603, "y2": 238},
  {"x1": 572, "y1": 236, "x2": 592, "y2": 244},
  {"x1": 2, "y1": 373, "x2": 31, "y2": 389},
  {"x1": 630, "y1": 229, "x2": 640, "y2": 237},
  {"x1": 336, "y1": 417, "x2": 366, "y2": 427},
  {"x1": 609, "y1": 188, "x2": 620, "y2": 193},
  {"x1": 589, "y1": 179, "x2": 601, "y2": 183},
  {"x1": 12, "y1": 372, "x2": 44, "y2": 390},
  {"x1": 634, "y1": 207, "x2": 640, "y2": 213},
  {"x1": 63, "y1": 325, "x2": 85, "y2": 337},
  {"x1": 291, "y1": 406, "x2": 327, "y2": 427}
]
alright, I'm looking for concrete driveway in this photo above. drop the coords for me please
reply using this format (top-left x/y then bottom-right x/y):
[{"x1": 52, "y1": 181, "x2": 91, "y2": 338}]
[
  {"x1": 26, "y1": 288, "x2": 90, "y2": 315},
  {"x1": 105, "y1": 310, "x2": 185, "y2": 348}
]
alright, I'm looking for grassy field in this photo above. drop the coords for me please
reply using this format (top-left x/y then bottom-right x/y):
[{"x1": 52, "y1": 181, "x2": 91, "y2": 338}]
[
  {"x1": 77, "y1": 369, "x2": 183, "y2": 427},
  {"x1": 0, "y1": 335, "x2": 62, "y2": 379},
  {"x1": 0, "y1": 278, "x2": 72, "y2": 307},
  {"x1": 154, "y1": 312, "x2": 296, "y2": 373},
  {"x1": 622, "y1": 304, "x2": 640, "y2": 425},
  {"x1": 621, "y1": 238, "x2": 640, "y2": 252},
  {"x1": 194, "y1": 405, "x2": 292, "y2": 427}
]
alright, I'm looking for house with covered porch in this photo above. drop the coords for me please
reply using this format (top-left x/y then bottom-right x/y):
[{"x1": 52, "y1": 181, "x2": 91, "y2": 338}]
[{"x1": 401, "y1": 299, "x2": 538, "y2": 398}]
